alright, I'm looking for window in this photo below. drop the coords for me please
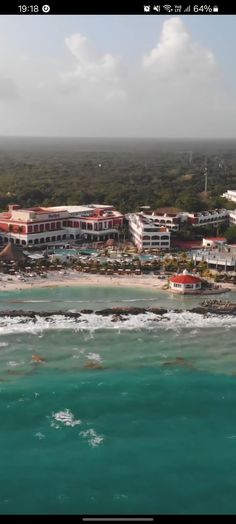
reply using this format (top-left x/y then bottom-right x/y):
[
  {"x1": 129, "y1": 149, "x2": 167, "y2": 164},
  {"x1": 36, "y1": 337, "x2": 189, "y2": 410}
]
[
  {"x1": 161, "y1": 241, "x2": 169, "y2": 246},
  {"x1": 28, "y1": 225, "x2": 32, "y2": 233},
  {"x1": 28, "y1": 240, "x2": 32, "y2": 244},
  {"x1": 22, "y1": 240, "x2": 26, "y2": 245},
  {"x1": 51, "y1": 223, "x2": 55, "y2": 230},
  {"x1": 34, "y1": 225, "x2": 38, "y2": 233},
  {"x1": 40, "y1": 238, "x2": 44, "y2": 243},
  {"x1": 56, "y1": 222, "x2": 61, "y2": 229},
  {"x1": 81, "y1": 222, "x2": 86, "y2": 230},
  {"x1": 161, "y1": 235, "x2": 169, "y2": 240},
  {"x1": 45, "y1": 223, "x2": 50, "y2": 230},
  {"x1": 185, "y1": 284, "x2": 193, "y2": 288},
  {"x1": 109, "y1": 221, "x2": 112, "y2": 228},
  {"x1": 46, "y1": 237, "x2": 50, "y2": 243},
  {"x1": 143, "y1": 235, "x2": 150, "y2": 240},
  {"x1": 40, "y1": 224, "x2": 44, "y2": 232},
  {"x1": 151, "y1": 242, "x2": 160, "y2": 246},
  {"x1": 173, "y1": 283, "x2": 182, "y2": 288},
  {"x1": 87, "y1": 223, "x2": 93, "y2": 230},
  {"x1": 152, "y1": 235, "x2": 160, "y2": 240}
]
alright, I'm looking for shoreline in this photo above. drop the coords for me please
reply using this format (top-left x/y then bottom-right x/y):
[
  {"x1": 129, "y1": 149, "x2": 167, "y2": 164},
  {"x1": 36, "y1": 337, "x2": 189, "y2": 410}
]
[
  {"x1": 0, "y1": 271, "x2": 168, "y2": 292},
  {"x1": 0, "y1": 270, "x2": 235, "y2": 293}
]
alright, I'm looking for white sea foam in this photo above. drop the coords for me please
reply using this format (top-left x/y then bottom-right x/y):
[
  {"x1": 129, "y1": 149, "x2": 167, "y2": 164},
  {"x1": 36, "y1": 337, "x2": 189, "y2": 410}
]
[
  {"x1": 79, "y1": 428, "x2": 104, "y2": 447},
  {"x1": 7, "y1": 360, "x2": 24, "y2": 367},
  {"x1": 51, "y1": 409, "x2": 82, "y2": 429},
  {"x1": 34, "y1": 432, "x2": 45, "y2": 440},
  {"x1": 0, "y1": 342, "x2": 9, "y2": 347},
  {"x1": 87, "y1": 352, "x2": 103, "y2": 363},
  {"x1": 0, "y1": 311, "x2": 236, "y2": 335}
]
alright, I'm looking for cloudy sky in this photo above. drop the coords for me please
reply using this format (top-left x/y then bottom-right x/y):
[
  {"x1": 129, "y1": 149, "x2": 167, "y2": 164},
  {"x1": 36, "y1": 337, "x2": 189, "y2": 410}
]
[{"x1": 0, "y1": 14, "x2": 235, "y2": 138}]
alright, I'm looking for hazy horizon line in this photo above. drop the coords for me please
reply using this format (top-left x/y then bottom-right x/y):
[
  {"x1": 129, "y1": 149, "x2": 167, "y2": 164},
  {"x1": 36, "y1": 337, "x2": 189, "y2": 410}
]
[{"x1": 0, "y1": 135, "x2": 236, "y2": 141}]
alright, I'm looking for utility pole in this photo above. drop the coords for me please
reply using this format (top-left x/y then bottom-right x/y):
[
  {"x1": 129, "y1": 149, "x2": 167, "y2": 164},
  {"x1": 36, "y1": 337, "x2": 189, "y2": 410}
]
[{"x1": 204, "y1": 166, "x2": 208, "y2": 194}]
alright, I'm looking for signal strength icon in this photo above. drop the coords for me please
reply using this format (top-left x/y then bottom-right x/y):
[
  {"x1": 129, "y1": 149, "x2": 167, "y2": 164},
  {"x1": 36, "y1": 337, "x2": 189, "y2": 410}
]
[
  {"x1": 184, "y1": 5, "x2": 191, "y2": 11},
  {"x1": 163, "y1": 4, "x2": 173, "y2": 12}
]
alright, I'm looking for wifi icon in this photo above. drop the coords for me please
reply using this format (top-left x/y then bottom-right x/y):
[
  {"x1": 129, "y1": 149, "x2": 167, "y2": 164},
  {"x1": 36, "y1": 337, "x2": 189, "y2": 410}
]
[{"x1": 163, "y1": 4, "x2": 173, "y2": 12}]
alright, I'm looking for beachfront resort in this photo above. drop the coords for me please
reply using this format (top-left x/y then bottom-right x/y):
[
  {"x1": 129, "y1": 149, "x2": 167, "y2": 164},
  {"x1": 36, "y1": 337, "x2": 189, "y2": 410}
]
[{"x1": 0, "y1": 193, "x2": 234, "y2": 293}]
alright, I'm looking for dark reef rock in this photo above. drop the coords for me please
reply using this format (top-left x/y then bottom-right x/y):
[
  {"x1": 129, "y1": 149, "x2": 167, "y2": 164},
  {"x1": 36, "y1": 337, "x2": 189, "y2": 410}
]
[
  {"x1": 84, "y1": 361, "x2": 104, "y2": 369},
  {"x1": 147, "y1": 307, "x2": 168, "y2": 315},
  {"x1": 0, "y1": 300, "x2": 236, "y2": 320},
  {"x1": 95, "y1": 307, "x2": 148, "y2": 316}
]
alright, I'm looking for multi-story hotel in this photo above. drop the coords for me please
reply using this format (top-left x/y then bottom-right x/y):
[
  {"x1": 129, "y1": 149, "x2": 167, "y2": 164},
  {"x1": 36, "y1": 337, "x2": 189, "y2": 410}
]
[
  {"x1": 139, "y1": 207, "x2": 181, "y2": 231},
  {"x1": 137, "y1": 206, "x2": 228, "y2": 230},
  {"x1": 0, "y1": 204, "x2": 124, "y2": 247},
  {"x1": 185, "y1": 209, "x2": 229, "y2": 227},
  {"x1": 127, "y1": 212, "x2": 170, "y2": 251}
]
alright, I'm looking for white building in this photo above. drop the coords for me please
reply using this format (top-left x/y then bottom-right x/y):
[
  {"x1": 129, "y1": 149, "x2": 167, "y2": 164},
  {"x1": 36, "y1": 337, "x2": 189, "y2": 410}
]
[
  {"x1": 192, "y1": 250, "x2": 236, "y2": 271},
  {"x1": 229, "y1": 210, "x2": 236, "y2": 225},
  {"x1": 222, "y1": 190, "x2": 236, "y2": 203},
  {"x1": 138, "y1": 207, "x2": 181, "y2": 231},
  {"x1": 202, "y1": 237, "x2": 227, "y2": 248},
  {"x1": 127, "y1": 213, "x2": 170, "y2": 251},
  {"x1": 186, "y1": 209, "x2": 229, "y2": 227},
  {"x1": 169, "y1": 270, "x2": 202, "y2": 294}
]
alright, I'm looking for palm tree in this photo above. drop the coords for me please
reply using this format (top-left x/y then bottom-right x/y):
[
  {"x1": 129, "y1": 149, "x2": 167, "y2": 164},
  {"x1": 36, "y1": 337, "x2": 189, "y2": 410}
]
[
  {"x1": 116, "y1": 223, "x2": 129, "y2": 245},
  {"x1": 7, "y1": 223, "x2": 14, "y2": 243}
]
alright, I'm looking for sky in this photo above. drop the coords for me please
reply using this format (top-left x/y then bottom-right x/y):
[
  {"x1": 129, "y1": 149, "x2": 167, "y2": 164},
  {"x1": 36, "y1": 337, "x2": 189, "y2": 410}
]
[{"x1": 0, "y1": 14, "x2": 236, "y2": 138}]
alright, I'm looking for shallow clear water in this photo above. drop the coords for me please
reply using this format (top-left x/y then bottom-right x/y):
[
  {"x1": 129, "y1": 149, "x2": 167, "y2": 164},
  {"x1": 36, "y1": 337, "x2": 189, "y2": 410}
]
[
  {"x1": 1, "y1": 286, "x2": 236, "y2": 515},
  {"x1": 0, "y1": 284, "x2": 233, "y2": 312}
]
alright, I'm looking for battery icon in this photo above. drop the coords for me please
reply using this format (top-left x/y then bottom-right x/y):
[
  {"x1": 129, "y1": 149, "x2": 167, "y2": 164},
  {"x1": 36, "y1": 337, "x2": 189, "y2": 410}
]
[{"x1": 213, "y1": 6, "x2": 219, "y2": 12}]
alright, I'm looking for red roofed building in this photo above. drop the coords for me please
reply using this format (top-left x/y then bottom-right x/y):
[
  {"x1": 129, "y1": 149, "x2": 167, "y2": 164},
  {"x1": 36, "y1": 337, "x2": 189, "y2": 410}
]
[
  {"x1": 0, "y1": 204, "x2": 124, "y2": 247},
  {"x1": 169, "y1": 270, "x2": 202, "y2": 294},
  {"x1": 202, "y1": 237, "x2": 227, "y2": 248}
]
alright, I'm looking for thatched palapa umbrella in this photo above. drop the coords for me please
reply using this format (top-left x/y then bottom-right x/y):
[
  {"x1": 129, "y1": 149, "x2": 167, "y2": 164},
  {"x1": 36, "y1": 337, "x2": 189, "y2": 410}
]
[{"x1": 0, "y1": 242, "x2": 26, "y2": 261}]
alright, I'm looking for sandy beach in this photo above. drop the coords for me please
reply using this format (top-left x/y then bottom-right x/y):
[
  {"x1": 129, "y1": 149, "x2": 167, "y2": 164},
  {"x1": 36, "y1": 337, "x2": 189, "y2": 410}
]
[
  {"x1": 0, "y1": 270, "x2": 168, "y2": 292},
  {"x1": 0, "y1": 269, "x2": 235, "y2": 293}
]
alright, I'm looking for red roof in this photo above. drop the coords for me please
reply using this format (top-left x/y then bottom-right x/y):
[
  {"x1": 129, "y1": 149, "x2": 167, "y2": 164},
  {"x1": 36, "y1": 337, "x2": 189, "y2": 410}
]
[
  {"x1": 171, "y1": 240, "x2": 202, "y2": 250},
  {"x1": 204, "y1": 237, "x2": 226, "y2": 241},
  {"x1": 170, "y1": 275, "x2": 202, "y2": 284}
]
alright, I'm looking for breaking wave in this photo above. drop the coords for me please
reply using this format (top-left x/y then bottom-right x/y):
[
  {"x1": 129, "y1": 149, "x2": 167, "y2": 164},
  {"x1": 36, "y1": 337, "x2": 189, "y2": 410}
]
[
  {"x1": 51, "y1": 409, "x2": 82, "y2": 428},
  {"x1": 0, "y1": 311, "x2": 236, "y2": 335},
  {"x1": 50, "y1": 410, "x2": 104, "y2": 447}
]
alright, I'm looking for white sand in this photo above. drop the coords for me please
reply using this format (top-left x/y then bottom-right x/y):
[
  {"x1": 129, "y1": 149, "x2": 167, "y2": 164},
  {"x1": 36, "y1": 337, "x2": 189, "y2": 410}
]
[
  {"x1": 0, "y1": 270, "x2": 234, "y2": 294},
  {"x1": 0, "y1": 270, "x2": 167, "y2": 292}
]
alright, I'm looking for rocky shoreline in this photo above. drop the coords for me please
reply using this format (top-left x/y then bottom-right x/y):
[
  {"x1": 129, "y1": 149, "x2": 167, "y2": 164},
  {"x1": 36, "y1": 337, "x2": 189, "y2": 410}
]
[{"x1": 0, "y1": 300, "x2": 236, "y2": 319}]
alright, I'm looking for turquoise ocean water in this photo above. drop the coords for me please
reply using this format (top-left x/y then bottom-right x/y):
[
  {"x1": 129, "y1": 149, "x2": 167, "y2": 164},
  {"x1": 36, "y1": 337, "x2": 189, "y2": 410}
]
[{"x1": 1, "y1": 285, "x2": 236, "y2": 515}]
